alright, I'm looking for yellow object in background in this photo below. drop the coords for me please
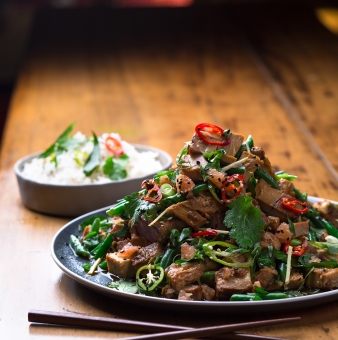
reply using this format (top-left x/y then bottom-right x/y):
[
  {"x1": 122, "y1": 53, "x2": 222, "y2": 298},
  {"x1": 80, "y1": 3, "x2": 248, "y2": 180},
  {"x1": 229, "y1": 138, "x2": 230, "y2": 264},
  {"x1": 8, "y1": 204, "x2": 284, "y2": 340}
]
[{"x1": 316, "y1": 8, "x2": 338, "y2": 34}]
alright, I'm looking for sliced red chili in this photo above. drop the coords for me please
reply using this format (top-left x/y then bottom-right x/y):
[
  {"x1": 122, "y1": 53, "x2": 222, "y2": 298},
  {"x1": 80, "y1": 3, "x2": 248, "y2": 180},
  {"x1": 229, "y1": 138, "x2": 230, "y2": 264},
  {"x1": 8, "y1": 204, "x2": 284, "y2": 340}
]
[
  {"x1": 140, "y1": 179, "x2": 162, "y2": 203},
  {"x1": 195, "y1": 123, "x2": 231, "y2": 146},
  {"x1": 105, "y1": 136, "x2": 124, "y2": 156},
  {"x1": 221, "y1": 174, "x2": 244, "y2": 204},
  {"x1": 283, "y1": 237, "x2": 308, "y2": 256},
  {"x1": 191, "y1": 230, "x2": 218, "y2": 237},
  {"x1": 281, "y1": 196, "x2": 309, "y2": 214}
]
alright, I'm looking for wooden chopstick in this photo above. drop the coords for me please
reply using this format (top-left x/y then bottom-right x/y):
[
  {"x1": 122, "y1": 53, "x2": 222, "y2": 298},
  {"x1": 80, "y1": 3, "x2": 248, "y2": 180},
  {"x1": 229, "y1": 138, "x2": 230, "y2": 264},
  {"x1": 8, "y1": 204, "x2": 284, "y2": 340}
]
[
  {"x1": 119, "y1": 317, "x2": 300, "y2": 340},
  {"x1": 28, "y1": 309, "x2": 296, "y2": 340}
]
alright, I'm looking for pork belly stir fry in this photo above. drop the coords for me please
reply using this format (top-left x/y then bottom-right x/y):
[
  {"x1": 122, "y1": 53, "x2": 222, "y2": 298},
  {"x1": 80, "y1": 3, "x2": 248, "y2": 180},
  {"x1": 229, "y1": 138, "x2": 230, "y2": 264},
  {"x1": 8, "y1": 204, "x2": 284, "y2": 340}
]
[{"x1": 70, "y1": 123, "x2": 338, "y2": 301}]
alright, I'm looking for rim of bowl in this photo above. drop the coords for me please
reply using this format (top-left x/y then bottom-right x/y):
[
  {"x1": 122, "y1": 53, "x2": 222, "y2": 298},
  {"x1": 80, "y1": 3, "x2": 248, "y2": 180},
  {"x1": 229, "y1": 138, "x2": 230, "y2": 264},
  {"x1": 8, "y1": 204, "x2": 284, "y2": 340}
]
[{"x1": 14, "y1": 144, "x2": 173, "y2": 188}]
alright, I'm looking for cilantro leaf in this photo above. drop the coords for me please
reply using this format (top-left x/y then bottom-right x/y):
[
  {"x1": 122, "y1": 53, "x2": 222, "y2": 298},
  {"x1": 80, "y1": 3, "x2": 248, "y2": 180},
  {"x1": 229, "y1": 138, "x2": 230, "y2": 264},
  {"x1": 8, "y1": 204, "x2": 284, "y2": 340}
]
[
  {"x1": 103, "y1": 154, "x2": 129, "y2": 180},
  {"x1": 107, "y1": 280, "x2": 138, "y2": 294},
  {"x1": 223, "y1": 195, "x2": 264, "y2": 249},
  {"x1": 123, "y1": 192, "x2": 157, "y2": 226}
]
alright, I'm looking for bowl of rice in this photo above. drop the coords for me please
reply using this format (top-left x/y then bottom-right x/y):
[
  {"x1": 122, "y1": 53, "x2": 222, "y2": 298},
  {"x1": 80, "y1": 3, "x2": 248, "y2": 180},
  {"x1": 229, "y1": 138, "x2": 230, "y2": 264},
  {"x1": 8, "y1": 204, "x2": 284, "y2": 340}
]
[{"x1": 14, "y1": 128, "x2": 172, "y2": 217}]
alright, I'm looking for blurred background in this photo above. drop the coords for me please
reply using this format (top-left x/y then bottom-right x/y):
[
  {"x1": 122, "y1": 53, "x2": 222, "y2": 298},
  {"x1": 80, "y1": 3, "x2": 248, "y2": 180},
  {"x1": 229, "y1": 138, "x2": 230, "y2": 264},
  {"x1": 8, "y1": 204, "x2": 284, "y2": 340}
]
[{"x1": 0, "y1": 0, "x2": 337, "y2": 141}]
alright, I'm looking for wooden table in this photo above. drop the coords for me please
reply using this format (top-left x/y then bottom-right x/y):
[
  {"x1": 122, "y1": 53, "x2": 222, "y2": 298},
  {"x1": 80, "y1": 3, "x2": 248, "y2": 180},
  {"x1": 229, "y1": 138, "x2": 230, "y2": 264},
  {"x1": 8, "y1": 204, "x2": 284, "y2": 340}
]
[{"x1": 1, "y1": 2, "x2": 338, "y2": 339}]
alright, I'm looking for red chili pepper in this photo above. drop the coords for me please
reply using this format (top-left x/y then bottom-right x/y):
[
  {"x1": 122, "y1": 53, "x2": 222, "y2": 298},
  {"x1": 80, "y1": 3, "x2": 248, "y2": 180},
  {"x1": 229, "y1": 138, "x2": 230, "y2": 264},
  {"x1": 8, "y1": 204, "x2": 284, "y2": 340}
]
[
  {"x1": 105, "y1": 136, "x2": 124, "y2": 156},
  {"x1": 283, "y1": 238, "x2": 308, "y2": 256},
  {"x1": 195, "y1": 123, "x2": 231, "y2": 146},
  {"x1": 221, "y1": 174, "x2": 244, "y2": 204},
  {"x1": 191, "y1": 230, "x2": 218, "y2": 237},
  {"x1": 140, "y1": 179, "x2": 162, "y2": 203},
  {"x1": 281, "y1": 196, "x2": 309, "y2": 214}
]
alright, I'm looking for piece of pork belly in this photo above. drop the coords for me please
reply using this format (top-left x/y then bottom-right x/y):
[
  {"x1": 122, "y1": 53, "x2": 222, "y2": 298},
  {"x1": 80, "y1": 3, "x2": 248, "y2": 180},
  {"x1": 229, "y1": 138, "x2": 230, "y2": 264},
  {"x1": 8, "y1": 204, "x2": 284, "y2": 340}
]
[
  {"x1": 165, "y1": 263, "x2": 203, "y2": 291},
  {"x1": 313, "y1": 200, "x2": 338, "y2": 228},
  {"x1": 254, "y1": 266, "x2": 283, "y2": 291},
  {"x1": 178, "y1": 284, "x2": 202, "y2": 301},
  {"x1": 181, "y1": 242, "x2": 196, "y2": 260},
  {"x1": 183, "y1": 191, "x2": 225, "y2": 218},
  {"x1": 285, "y1": 269, "x2": 304, "y2": 290},
  {"x1": 131, "y1": 242, "x2": 164, "y2": 269},
  {"x1": 255, "y1": 179, "x2": 298, "y2": 222},
  {"x1": 260, "y1": 231, "x2": 281, "y2": 250},
  {"x1": 250, "y1": 146, "x2": 276, "y2": 178},
  {"x1": 201, "y1": 283, "x2": 216, "y2": 301},
  {"x1": 266, "y1": 216, "x2": 281, "y2": 233},
  {"x1": 178, "y1": 152, "x2": 207, "y2": 182},
  {"x1": 215, "y1": 267, "x2": 253, "y2": 299},
  {"x1": 135, "y1": 216, "x2": 186, "y2": 244},
  {"x1": 278, "y1": 179, "x2": 294, "y2": 196},
  {"x1": 305, "y1": 268, "x2": 338, "y2": 290},
  {"x1": 161, "y1": 284, "x2": 177, "y2": 299},
  {"x1": 293, "y1": 220, "x2": 310, "y2": 238},
  {"x1": 175, "y1": 174, "x2": 195, "y2": 194},
  {"x1": 240, "y1": 151, "x2": 264, "y2": 183},
  {"x1": 166, "y1": 203, "x2": 207, "y2": 229},
  {"x1": 106, "y1": 253, "x2": 136, "y2": 278},
  {"x1": 189, "y1": 132, "x2": 244, "y2": 159}
]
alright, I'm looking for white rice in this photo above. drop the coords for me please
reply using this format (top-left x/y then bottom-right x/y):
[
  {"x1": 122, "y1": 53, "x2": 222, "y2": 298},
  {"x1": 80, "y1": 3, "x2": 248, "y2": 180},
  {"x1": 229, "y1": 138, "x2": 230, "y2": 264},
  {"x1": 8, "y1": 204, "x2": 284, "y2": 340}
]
[{"x1": 21, "y1": 132, "x2": 163, "y2": 185}]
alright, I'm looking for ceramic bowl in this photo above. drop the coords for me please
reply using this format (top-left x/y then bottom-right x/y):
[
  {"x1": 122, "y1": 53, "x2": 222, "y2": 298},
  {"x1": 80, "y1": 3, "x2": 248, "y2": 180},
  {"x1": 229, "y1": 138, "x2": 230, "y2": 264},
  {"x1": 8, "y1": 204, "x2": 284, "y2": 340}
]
[{"x1": 14, "y1": 144, "x2": 172, "y2": 217}]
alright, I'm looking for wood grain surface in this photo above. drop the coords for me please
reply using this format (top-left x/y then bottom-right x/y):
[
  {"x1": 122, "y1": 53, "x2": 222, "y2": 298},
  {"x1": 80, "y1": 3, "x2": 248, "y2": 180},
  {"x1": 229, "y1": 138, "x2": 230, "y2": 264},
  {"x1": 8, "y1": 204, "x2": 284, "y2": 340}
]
[{"x1": 1, "y1": 2, "x2": 338, "y2": 339}]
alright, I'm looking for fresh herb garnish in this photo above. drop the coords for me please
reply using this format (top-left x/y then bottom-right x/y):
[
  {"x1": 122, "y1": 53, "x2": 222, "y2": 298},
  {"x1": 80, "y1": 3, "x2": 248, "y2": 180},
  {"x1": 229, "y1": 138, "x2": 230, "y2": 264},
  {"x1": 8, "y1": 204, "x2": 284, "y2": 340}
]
[
  {"x1": 103, "y1": 154, "x2": 129, "y2": 180},
  {"x1": 107, "y1": 280, "x2": 138, "y2": 294},
  {"x1": 223, "y1": 195, "x2": 264, "y2": 249},
  {"x1": 123, "y1": 192, "x2": 158, "y2": 226},
  {"x1": 83, "y1": 133, "x2": 100, "y2": 176}
]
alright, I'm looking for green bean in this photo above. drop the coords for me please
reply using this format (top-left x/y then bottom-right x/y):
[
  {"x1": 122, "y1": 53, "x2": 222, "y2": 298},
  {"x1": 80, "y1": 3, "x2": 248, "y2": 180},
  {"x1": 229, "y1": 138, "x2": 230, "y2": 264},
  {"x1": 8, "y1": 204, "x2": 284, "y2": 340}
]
[
  {"x1": 94, "y1": 233, "x2": 113, "y2": 260},
  {"x1": 230, "y1": 293, "x2": 258, "y2": 301},
  {"x1": 160, "y1": 248, "x2": 176, "y2": 269},
  {"x1": 235, "y1": 135, "x2": 254, "y2": 159},
  {"x1": 264, "y1": 292, "x2": 288, "y2": 300},
  {"x1": 91, "y1": 217, "x2": 101, "y2": 233},
  {"x1": 69, "y1": 235, "x2": 91, "y2": 258},
  {"x1": 200, "y1": 271, "x2": 215, "y2": 283},
  {"x1": 99, "y1": 260, "x2": 108, "y2": 270},
  {"x1": 226, "y1": 166, "x2": 245, "y2": 175},
  {"x1": 106, "y1": 201, "x2": 126, "y2": 216},
  {"x1": 254, "y1": 168, "x2": 279, "y2": 189}
]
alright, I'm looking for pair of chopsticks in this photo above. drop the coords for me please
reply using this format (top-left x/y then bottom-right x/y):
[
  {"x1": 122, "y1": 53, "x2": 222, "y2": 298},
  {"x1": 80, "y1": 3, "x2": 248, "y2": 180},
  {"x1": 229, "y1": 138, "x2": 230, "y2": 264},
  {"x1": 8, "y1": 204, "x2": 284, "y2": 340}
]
[{"x1": 28, "y1": 309, "x2": 299, "y2": 340}]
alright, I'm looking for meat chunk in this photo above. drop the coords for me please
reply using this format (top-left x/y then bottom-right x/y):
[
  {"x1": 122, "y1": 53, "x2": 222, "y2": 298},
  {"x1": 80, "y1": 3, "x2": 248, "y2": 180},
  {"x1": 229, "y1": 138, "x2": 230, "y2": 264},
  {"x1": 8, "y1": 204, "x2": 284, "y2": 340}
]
[
  {"x1": 278, "y1": 179, "x2": 294, "y2": 196},
  {"x1": 254, "y1": 266, "x2": 283, "y2": 291},
  {"x1": 240, "y1": 151, "x2": 264, "y2": 183},
  {"x1": 201, "y1": 283, "x2": 216, "y2": 301},
  {"x1": 181, "y1": 242, "x2": 196, "y2": 260},
  {"x1": 285, "y1": 269, "x2": 304, "y2": 290},
  {"x1": 135, "y1": 217, "x2": 186, "y2": 244},
  {"x1": 266, "y1": 216, "x2": 281, "y2": 233},
  {"x1": 106, "y1": 253, "x2": 136, "y2": 278},
  {"x1": 167, "y1": 191, "x2": 225, "y2": 229},
  {"x1": 206, "y1": 169, "x2": 226, "y2": 189},
  {"x1": 294, "y1": 220, "x2": 310, "y2": 238},
  {"x1": 178, "y1": 284, "x2": 202, "y2": 301},
  {"x1": 165, "y1": 263, "x2": 203, "y2": 291},
  {"x1": 260, "y1": 231, "x2": 281, "y2": 250},
  {"x1": 275, "y1": 223, "x2": 293, "y2": 244},
  {"x1": 166, "y1": 202, "x2": 207, "y2": 229},
  {"x1": 178, "y1": 152, "x2": 208, "y2": 182},
  {"x1": 131, "y1": 242, "x2": 164, "y2": 269},
  {"x1": 189, "y1": 132, "x2": 244, "y2": 159},
  {"x1": 250, "y1": 147, "x2": 276, "y2": 178},
  {"x1": 215, "y1": 267, "x2": 253, "y2": 299},
  {"x1": 183, "y1": 191, "x2": 225, "y2": 218},
  {"x1": 175, "y1": 174, "x2": 195, "y2": 194},
  {"x1": 305, "y1": 268, "x2": 338, "y2": 290},
  {"x1": 255, "y1": 179, "x2": 298, "y2": 222}
]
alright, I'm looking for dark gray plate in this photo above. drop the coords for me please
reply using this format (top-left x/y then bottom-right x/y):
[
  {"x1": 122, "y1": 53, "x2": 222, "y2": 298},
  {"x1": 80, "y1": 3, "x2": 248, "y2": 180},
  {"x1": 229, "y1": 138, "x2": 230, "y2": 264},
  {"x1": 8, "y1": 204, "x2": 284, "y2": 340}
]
[{"x1": 51, "y1": 196, "x2": 338, "y2": 313}]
